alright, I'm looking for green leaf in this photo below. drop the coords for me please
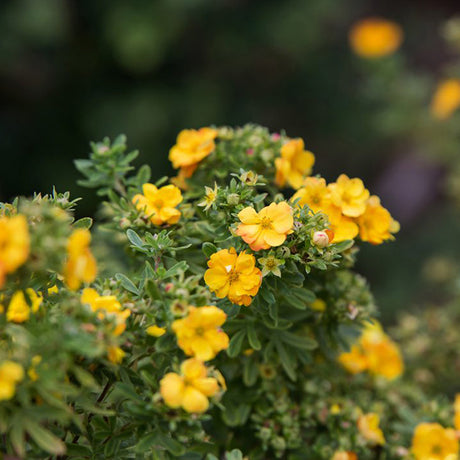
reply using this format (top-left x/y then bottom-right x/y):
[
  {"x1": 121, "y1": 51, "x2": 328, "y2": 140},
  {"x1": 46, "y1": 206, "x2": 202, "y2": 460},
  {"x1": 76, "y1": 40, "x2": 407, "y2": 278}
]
[
  {"x1": 25, "y1": 420, "x2": 66, "y2": 456},
  {"x1": 10, "y1": 423, "x2": 25, "y2": 458},
  {"x1": 115, "y1": 273, "x2": 139, "y2": 295},
  {"x1": 156, "y1": 433, "x2": 186, "y2": 456},
  {"x1": 73, "y1": 217, "x2": 93, "y2": 230},
  {"x1": 278, "y1": 331, "x2": 317, "y2": 350},
  {"x1": 202, "y1": 242, "x2": 218, "y2": 258},
  {"x1": 164, "y1": 260, "x2": 189, "y2": 278},
  {"x1": 145, "y1": 279, "x2": 161, "y2": 300},
  {"x1": 227, "y1": 330, "x2": 246, "y2": 358},
  {"x1": 333, "y1": 239, "x2": 355, "y2": 252},
  {"x1": 135, "y1": 432, "x2": 158, "y2": 453},
  {"x1": 137, "y1": 164, "x2": 151, "y2": 185},
  {"x1": 243, "y1": 358, "x2": 258, "y2": 387},
  {"x1": 275, "y1": 341, "x2": 297, "y2": 381},
  {"x1": 126, "y1": 229, "x2": 145, "y2": 249},
  {"x1": 246, "y1": 324, "x2": 261, "y2": 350},
  {"x1": 259, "y1": 285, "x2": 276, "y2": 304},
  {"x1": 225, "y1": 450, "x2": 244, "y2": 460},
  {"x1": 112, "y1": 383, "x2": 143, "y2": 402}
]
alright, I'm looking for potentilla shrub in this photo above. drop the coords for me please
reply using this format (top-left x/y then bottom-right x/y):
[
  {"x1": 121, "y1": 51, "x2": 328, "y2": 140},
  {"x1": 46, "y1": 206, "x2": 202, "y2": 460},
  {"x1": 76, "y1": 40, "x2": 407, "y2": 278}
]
[{"x1": 0, "y1": 124, "x2": 457, "y2": 459}]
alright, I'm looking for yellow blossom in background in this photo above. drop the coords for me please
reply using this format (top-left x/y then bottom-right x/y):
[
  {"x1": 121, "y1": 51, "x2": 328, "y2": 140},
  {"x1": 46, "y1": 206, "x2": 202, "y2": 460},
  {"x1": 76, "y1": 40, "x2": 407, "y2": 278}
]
[
  {"x1": 169, "y1": 127, "x2": 218, "y2": 182},
  {"x1": 160, "y1": 358, "x2": 223, "y2": 413},
  {"x1": 27, "y1": 355, "x2": 42, "y2": 382},
  {"x1": 275, "y1": 138, "x2": 315, "y2": 189},
  {"x1": 332, "y1": 452, "x2": 358, "y2": 460},
  {"x1": 357, "y1": 196, "x2": 399, "y2": 244},
  {"x1": 204, "y1": 248, "x2": 262, "y2": 306},
  {"x1": 338, "y1": 344, "x2": 368, "y2": 374},
  {"x1": 0, "y1": 361, "x2": 24, "y2": 401},
  {"x1": 0, "y1": 214, "x2": 30, "y2": 286},
  {"x1": 132, "y1": 183, "x2": 182, "y2": 226},
  {"x1": 6, "y1": 289, "x2": 43, "y2": 323},
  {"x1": 146, "y1": 325, "x2": 166, "y2": 337},
  {"x1": 454, "y1": 394, "x2": 460, "y2": 431},
  {"x1": 198, "y1": 183, "x2": 218, "y2": 211},
  {"x1": 349, "y1": 18, "x2": 403, "y2": 58},
  {"x1": 310, "y1": 298, "x2": 327, "y2": 312},
  {"x1": 328, "y1": 174, "x2": 370, "y2": 218},
  {"x1": 64, "y1": 229, "x2": 97, "y2": 291},
  {"x1": 107, "y1": 346, "x2": 126, "y2": 364},
  {"x1": 358, "y1": 413, "x2": 385, "y2": 445},
  {"x1": 47, "y1": 285, "x2": 59, "y2": 295},
  {"x1": 236, "y1": 202, "x2": 294, "y2": 251},
  {"x1": 172, "y1": 306, "x2": 229, "y2": 361},
  {"x1": 431, "y1": 78, "x2": 460, "y2": 120},
  {"x1": 81, "y1": 288, "x2": 130, "y2": 336},
  {"x1": 411, "y1": 423, "x2": 459, "y2": 460}
]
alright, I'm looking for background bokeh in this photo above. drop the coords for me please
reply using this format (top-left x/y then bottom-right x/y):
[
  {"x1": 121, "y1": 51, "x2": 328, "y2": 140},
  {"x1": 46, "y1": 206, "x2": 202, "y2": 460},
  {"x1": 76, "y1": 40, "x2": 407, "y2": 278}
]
[{"x1": 2, "y1": 0, "x2": 460, "y2": 320}]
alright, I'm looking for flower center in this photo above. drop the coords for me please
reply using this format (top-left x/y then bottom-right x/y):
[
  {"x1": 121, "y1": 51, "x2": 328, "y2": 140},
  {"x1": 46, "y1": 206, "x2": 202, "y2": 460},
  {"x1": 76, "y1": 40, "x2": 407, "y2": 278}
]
[
  {"x1": 227, "y1": 270, "x2": 240, "y2": 283},
  {"x1": 265, "y1": 260, "x2": 276, "y2": 269},
  {"x1": 260, "y1": 217, "x2": 273, "y2": 229},
  {"x1": 431, "y1": 445, "x2": 442, "y2": 455},
  {"x1": 195, "y1": 327, "x2": 205, "y2": 336},
  {"x1": 153, "y1": 199, "x2": 164, "y2": 209}
]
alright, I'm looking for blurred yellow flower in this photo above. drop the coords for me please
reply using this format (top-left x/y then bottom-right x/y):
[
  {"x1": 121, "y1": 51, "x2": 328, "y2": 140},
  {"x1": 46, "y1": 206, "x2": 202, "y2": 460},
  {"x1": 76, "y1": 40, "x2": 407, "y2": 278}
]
[
  {"x1": 431, "y1": 78, "x2": 460, "y2": 120},
  {"x1": 169, "y1": 127, "x2": 217, "y2": 181},
  {"x1": 332, "y1": 452, "x2": 357, "y2": 460},
  {"x1": 275, "y1": 138, "x2": 315, "y2": 189},
  {"x1": 172, "y1": 306, "x2": 229, "y2": 361},
  {"x1": 358, "y1": 412, "x2": 385, "y2": 445},
  {"x1": 236, "y1": 202, "x2": 294, "y2": 251},
  {"x1": 338, "y1": 344, "x2": 368, "y2": 374},
  {"x1": 146, "y1": 325, "x2": 166, "y2": 337},
  {"x1": 132, "y1": 183, "x2": 182, "y2": 226},
  {"x1": 357, "y1": 196, "x2": 398, "y2": 244},
  {"x1": 160, "y1": 358, "x2": 223, "y2": 413},
  {"x1": 64, "y1": 229, "x2": 97, "y2": 291},
  {"x1": 6, "y1": 289, "x2": 43, "y2": 323},
  {"x1": 328, "y1": 174, "x2": 370, "y2": 218},
  {"x1": 454, "y1": 394, "x2": 460, "y2": 431},
  {"x1": 310, "y1": 299, "x2": 327, "y2": 312},
  {"x1": 0, "y1": 361, "x2": 24, "y2": 401},
  {"x1": 411, "y1": 423, "x2": 459, "y2": 460},
  {"x1": 349, "y1": 18, "x2": 403, "y2": 58},
  {"x1": 204, "y1": 248, "x2": 262, "y2": 306},
  {"x1": 107, "y1": 345, "x2": 126, "y2": 364},
  {"x1": 27, "y1": 355, "x2": 42, "y2": 382},
  {"x1": 0, "y1": 214, "x2": 30, "y2": 286}
]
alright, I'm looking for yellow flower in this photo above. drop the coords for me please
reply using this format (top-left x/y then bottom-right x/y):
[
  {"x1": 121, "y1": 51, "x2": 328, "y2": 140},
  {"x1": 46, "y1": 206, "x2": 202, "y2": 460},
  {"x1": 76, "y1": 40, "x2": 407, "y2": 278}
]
[
  {"x1": 0, "y1": 361, "x2": 24, "y2": 401},
  {"x1": 339, "y1": 321, "x2": 403, "y2": 380},
  {"x1": 358, "y1": 413, "x2": 385, "y2": 445},
  {"x1": 6, "y1": 289, "x2": 43, "y2": 323},
  {"x1": 64, "y1": 229, "x2": 97, "y2": 291},
  {"x1": 431, "y1": 78, "x2": 460, "y2": 120},
  {"x1": 332, "y1": 451, "x2": 358, "y2": 460},
  {"x1": 236, "y1": 202, "x2": 294, "y2": 251},
  {"x1": 204, "y1": 248, "x2": 262, "y2": 306},
  {"x1": 81, "y1": 288, "x2": 130, "y2": 336},
  {"x1": 0, "y1": 214, "x2": 30, "y2": 285},
  {"x1": 411, "y1": 423, "x2": 459, "y2": 460},
  {"x1": 160, "y1": 358, "x2": 223, "y2": 413},
  {"x1": 169, "y1": 127, "x2": 218, "y2": 177},
  {"x1": 291, "y1": 177, "x2": 331, "y2": 213},
  {"x1": 47, "y1": 285, "x2": 59, "y2": 295},
  {"x1": 328, "y1": 174, "x2": 370, "y2": 218},
  {"x1": 107, "y1": 345, "x2": 126, "y2": 364},
  {"x1": 172, "y1": 306, "x2": 229, "y2": 361},
  {"x1": 357, "y1": 196, "x2": 398, "y2": 244},
  {"x1": 27, "y1": 355, "x2": 42, "y2": 382},
  {"x1": 454, "y1": 394, "x2": 460, "y2": 431},
  {"x1": 258, "y1": 255, "x2": 284, "y2": 277},
  {"x1": 198, "y1": 183, "x2": 218, "y2": 211},
  {"x1": 310, "y1": 299, "x2": 327, "y2": 312},
  {"x1": 328, "y1": 211, "x2": 359, "y2": 243},
  {"x1": 275, "y1": 138, "x2": 315, "y2": 189},
  {"x1": 132, "y1": 183, "x2": 182, "y2": 226},
  {"x1": 146, "y1": 325, "x2": 166, "y2": 337},
  {"x1": 349, "y1": 18, "x2": 403, "y2": 58}
]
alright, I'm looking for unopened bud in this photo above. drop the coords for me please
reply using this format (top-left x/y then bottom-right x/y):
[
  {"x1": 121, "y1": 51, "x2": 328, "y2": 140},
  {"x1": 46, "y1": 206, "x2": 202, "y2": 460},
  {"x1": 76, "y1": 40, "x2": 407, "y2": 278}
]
[
  {"x1": 313, "y1": 231, "x2": 329, "y2": 248},
  {"x1": 227, "y1": 193, "x2": 240, "y2": 206}
]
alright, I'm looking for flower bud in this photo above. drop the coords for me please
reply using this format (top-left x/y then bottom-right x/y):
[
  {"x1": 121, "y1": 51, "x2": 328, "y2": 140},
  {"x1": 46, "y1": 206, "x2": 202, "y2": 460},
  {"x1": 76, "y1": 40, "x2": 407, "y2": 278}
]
[
  {"x1": 119, "y1": 218, "x2": 131, "y2": 229},
  {"x1": 313, "y1": 231, "x2": 329, "y2": 248},
  {"x1": 226, "y1": 193, "x2": 240, "y2": 206}
]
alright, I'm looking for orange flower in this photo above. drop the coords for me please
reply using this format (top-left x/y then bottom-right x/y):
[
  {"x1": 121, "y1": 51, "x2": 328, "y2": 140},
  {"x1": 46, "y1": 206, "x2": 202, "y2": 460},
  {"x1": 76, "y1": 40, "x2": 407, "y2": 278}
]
[
  {"x1": 431, "y1": 79, "x2": 460, "y2": 120},
  {"x1": 236, "y1": 202, "x2": 294, "y2": 251},
  {"x1": 328, "y1": 174, "x2": 370, "y2": 218},
  {"x1": 349, "y1": 18, "x2": 403, "y2": 58},
  {"x1": 204, "y1": 248, "x2": 262, "y2": 306},
  {"x1": 332, "y1": 452, "x2": 358, "y2": 460},
  {"x1": 275, "y1": 138, "x2": 315, "y2": 189}
]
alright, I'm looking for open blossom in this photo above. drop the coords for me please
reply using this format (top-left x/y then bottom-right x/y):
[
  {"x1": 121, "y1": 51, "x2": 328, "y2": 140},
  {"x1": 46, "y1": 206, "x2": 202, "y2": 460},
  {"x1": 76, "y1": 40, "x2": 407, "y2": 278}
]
[
  {"x1": 236, "y1": 202, "x2": 294, "y2": 251},
  {"x1": 64, "y1": 229, "x2": 97, "y2": 291},
  {"x1": 6, "y1": 289, "x2": 43, "y2": 323},
  {"x1": 81, "y1": 288, "x2": 130, "y2": 336},
  {"x1": 132, "y1": 183, "x2": 182, "y2": 226},
  {"x1": 204, "y1": 248, "x2": 262, "y2": 306},
  {"x1": 0, "y1": 361, "x2": 24, "y2": 401},
  {"x1": 258, "y1": 255, "x2": 284, "y2": 277},
  {"x1": 291, "y1": 177, "x2": 332, "y2": 213},
  {"x1": 411, "y1": 423, "x2": 459, "y2": 460},
  {"x1": 349, "y1": 18, "x2": 403, "y2": 58},
  {"x1": 169, "y1": 127, "x2": 217, "y2": 180},
  {"x1": 275, "y1": 138, "x2": 315, "y2": 189},
  {"x1": 431, "y1": 78, "x2": 460, "y2": 120},
  {"x1": 328, "y1": 174, "x2": 370, "y2": 218},
  {"x1": 0, "y1": 214, "x2": 30, "y2": 286},
  {"x1": 339, "y1": 321, "x2": 403, "y2": 380},
  {"x1": 172, "y1": 306, "x2": 229, "y2": 361},
  {"x1": 357, "y1": 195, "x2": 399, "y2": 244},
  {"x1": 358, "y1": 412, "x2": 385, "y2": 445},
  {"x1": 160, "y1": 358, "x2": 224, "y2": 413},
  {"x1": 198, "y1": 183, "x2": 218, "y2": 211}
]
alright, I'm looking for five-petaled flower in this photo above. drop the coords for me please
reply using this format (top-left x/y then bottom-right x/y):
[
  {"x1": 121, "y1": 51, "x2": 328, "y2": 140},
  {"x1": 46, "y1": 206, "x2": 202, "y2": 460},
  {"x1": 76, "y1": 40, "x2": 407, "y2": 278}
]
[
  {"x1": 172, "y1": 306, "x2": 229, "y2": 361},
  {"x1": 258, "y1": 255, "x2": 284, "y2": 277},
  {"x1": 204, "y1": 248, "x2": 262, "y2": 306},
  {"x1": 0, "y1": 361, "x2": 24, "y2": 401},
  {"x1": 198, "y1": 183, "x2": 219, "y2": 211},
  {"x1": 132, "y1": 183, "x2": 182, "y2": 226},
  {"x1": 236, "y1": 202, "x2": 294, "y2": 251},
  {"x1": 328, "y1": 174, "x2": 370, "y2": 218},
  {"x1": 411, "y1": 423, "x2": 459, "y2": 460},
  {"x1": 275, "y1": 138, "x2": 315, "y2": 189},
  {"x1": 160, "y1": 358, "x2": 224, "y2": 413},
  {"x1": 358, "y1": 412, "x2": 385, "y2": 445}
]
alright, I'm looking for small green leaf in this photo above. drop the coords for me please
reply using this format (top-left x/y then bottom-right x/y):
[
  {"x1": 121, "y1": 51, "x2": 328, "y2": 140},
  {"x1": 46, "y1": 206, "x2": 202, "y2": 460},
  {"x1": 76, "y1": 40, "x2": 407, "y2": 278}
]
[
  {"x1": 156, "y1": 433, "x2": 186, "y2": 456},
  {"x1": 73, "y1": 217, "x2": 93, "y2": 230},
  {"x1": 246, "y1": 324, "x2": 261, "y2": 350},
  {"x1": 275, "y1": 341, "x2": 297, "y2": 381},
  {"x1": 25, "y1": 420, "x2": 66, "y2": 455},
  {"x1": 227, "y1": 330, "x2": 246, "y2": 358},
  {"x1": 164, "y1": 260, "x2": 188, "y2": 278},
  {"x1": 115, "y1": 273, "x2": 139, "y2": 295},
  {"x1": 202, "y1": 242, "x2": 218, "y2": 258},
  {"x1": 126, "y1": 229, "x2": 145, "y2": 249}
]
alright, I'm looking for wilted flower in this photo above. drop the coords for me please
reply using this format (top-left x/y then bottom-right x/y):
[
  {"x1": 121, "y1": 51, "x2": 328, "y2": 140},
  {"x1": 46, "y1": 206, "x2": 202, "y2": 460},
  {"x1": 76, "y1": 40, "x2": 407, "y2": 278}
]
[
  {"x1": 411, "y1": 423, "x2": 459, "y2": 460},
  {"x1": 198, "y1": 183, "x2": 219, "y2": 211},
  {"x1": 258, "y1": 255, "x2": 284, "y2": 277}
]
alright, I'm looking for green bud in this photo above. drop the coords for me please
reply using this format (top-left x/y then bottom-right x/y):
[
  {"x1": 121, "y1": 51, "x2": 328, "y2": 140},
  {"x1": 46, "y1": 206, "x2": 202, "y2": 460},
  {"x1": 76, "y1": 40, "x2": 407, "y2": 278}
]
[{"x1": 227, "y1": 193, "x2": 240, "y2": 205}]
